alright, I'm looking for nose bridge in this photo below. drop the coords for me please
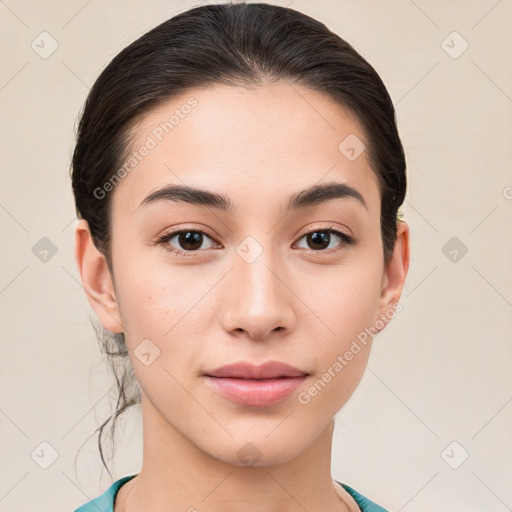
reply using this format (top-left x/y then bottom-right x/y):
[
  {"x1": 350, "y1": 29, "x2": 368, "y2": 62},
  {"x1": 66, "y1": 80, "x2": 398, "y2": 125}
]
[
  {"x1": 236, "y1": 233, "x2": 284, "y2": 308},
  {"x1": 222, "y1": 233, "x2": 292, "y2": 338}
]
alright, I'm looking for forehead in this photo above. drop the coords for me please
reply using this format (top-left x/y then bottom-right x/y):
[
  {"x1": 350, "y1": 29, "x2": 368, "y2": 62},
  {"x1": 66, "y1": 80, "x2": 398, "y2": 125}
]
[{"x1": 110, "y1": 81, "x2": 380, "y2": 218}]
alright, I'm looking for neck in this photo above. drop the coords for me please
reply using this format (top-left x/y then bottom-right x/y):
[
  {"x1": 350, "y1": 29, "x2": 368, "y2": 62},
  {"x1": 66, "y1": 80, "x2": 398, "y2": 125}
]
[{"x1": 115, "y1": 393, "x2": 356, "y2": 512}]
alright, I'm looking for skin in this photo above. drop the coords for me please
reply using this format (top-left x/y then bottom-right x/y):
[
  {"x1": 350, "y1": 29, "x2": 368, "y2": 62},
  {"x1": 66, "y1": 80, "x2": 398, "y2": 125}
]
[{"x1": 75, "y1": 80, "x2": 410, "y2": 512}]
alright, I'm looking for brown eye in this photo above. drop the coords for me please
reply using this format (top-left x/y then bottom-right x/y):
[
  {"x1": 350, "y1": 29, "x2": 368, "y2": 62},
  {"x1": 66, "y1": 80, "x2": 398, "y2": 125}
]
[
  {"x1": 175, "y1": 231, "x2": 204, "y2": 251},
  {"x1": 296, "y1": 228, "x2": 354, "y2": 252},
  {"x1": 156, "y1": 229, "x2": 217, "y2": 256}
]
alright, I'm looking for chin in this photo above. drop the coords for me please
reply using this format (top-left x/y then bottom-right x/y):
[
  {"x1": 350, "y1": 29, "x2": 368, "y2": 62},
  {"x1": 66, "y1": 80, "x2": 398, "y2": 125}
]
[{"x1": 196, "y1": 427, "x2": 314, "y2": 468}]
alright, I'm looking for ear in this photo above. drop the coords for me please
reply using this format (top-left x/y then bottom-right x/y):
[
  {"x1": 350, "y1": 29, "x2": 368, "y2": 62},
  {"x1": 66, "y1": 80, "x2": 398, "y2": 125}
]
[
  {"x1": 74, "y1": 219, "x2": 124, "y2": 334},
  {"x1": 376, "y1": 221, "x2": 410, "y2": 328}
]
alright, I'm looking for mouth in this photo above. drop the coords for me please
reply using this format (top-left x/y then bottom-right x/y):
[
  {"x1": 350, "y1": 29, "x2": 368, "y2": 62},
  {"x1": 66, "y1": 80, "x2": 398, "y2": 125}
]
[
  {"x1": 204, "y1": 360, "x2": 308, "y2": 379},
  {"x1": 202, "y1": 360, "x2": 309, "y2": 407}
]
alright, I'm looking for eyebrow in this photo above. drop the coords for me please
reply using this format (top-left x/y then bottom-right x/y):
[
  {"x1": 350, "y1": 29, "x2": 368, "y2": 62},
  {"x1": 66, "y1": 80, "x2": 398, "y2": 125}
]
[{"x1": 137, "y1": 181, "x2": 367, "y2": 214}]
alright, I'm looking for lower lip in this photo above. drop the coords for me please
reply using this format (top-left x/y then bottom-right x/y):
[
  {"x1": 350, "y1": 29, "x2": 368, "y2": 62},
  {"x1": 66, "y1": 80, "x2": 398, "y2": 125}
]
[{"x1": 203, "y1": 375, "x2": 308, "y2": 407}]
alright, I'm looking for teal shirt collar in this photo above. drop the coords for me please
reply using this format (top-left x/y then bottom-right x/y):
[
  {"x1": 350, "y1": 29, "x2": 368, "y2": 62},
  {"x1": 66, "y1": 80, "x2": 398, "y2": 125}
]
[{"x1": 73, "y1": 474, "x2": 389, "y2": 512}]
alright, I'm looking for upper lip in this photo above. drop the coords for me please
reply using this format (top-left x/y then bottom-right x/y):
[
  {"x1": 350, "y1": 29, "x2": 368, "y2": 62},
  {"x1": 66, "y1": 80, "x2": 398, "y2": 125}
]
[{"x1": 204, "y1": 361, "x2": 308, "y2": 379}]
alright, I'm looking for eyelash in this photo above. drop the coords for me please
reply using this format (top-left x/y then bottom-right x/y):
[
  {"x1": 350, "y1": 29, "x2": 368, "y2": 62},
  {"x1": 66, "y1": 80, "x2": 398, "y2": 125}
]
[{"x1": 155, "y1": 225, "x2": 355, "y2": 257}]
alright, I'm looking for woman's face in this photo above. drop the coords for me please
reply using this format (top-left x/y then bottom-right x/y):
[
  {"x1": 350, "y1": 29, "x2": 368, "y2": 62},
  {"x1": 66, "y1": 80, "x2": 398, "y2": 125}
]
[{"x1": 79, "y1": 80, "x2": 408, "y2": 467}]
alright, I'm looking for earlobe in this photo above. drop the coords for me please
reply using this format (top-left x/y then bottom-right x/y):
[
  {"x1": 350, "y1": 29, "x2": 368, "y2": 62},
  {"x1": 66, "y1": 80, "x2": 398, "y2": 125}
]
[
  {"x1": 377, "y1": 221, "x2": 410, "y2": 328},
  {"x1": 74, "y1": 219, "x2": 124, "y2": 334}
]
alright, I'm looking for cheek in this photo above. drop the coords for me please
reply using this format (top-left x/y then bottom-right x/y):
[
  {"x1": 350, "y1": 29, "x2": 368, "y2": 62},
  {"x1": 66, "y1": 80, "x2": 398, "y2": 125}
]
[
  {"x1": 113, "y1": 261, "x2": 216, "y2": 381},
  {"x1": 299, "y1": 256, "x2": 383, "y2": 397},
  {"x1": 302, "y1": 259, "x2": 382, "y2": 340},
  {"x1": 115, "y1": 275, "x2": 169, "y2": 338},
  {"x1": 113, "y1": 255, "x2": 196, "y2": 338},
  {"x1": 296, "y1": 273, "x2": 379, "y2": 416}
]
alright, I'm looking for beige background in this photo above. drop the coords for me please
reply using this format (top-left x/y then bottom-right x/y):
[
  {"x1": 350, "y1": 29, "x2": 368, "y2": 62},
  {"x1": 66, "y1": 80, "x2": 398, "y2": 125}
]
[{"x1": 1, "y1": 0, "x2": 511, "y2": 510}]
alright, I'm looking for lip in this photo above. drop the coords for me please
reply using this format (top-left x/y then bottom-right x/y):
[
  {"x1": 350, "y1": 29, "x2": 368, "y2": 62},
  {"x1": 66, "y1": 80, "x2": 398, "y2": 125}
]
[
  {"x1": 203, "y1": 361, "x2": 309, "y2": 407},
  {"x1": 204, "y1": 361, "x2": 308, "y2": 379}
]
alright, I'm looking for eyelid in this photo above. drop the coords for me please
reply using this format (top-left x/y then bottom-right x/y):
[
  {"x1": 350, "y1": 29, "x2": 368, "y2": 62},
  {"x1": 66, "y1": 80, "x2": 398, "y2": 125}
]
[
  {"x1": 295, "y1": 222, "x2": 353, "y2": 241},
  {"x1": 155, "y1": 225, "x2": 220, "y2": 256},
  {"x1": 293, "y1": 224, "x2": 355, "y2": 253},
  {"x1": 156, "y1": 223, "x2": 355, "y2": 256}
]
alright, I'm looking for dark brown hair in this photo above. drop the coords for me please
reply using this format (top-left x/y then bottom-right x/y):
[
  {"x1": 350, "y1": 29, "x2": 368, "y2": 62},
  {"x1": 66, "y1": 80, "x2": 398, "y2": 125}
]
[{"x1": 70, "y1": 1, "x2": 407, "y2": 478}]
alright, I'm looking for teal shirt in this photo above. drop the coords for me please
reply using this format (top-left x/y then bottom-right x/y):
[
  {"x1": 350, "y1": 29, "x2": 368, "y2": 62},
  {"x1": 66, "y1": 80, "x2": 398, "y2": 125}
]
[{"x1": 73, "y1": 474, "x2": 389, "y2": 512}]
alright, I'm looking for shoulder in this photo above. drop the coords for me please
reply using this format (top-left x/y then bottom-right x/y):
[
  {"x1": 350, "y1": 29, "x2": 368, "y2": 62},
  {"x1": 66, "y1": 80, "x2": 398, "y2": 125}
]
[
  {"x1": 72, "y1": 474, "x2": 138, "y2": 512},
  {"x1": 335, "y1": 480, "x2": 391, "y2": 512}
]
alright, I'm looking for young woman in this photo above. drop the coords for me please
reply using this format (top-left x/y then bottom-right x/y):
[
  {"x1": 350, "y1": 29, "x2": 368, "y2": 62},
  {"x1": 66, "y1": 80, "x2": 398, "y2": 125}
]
[{"x1": 71, "y1": 3, "x2": 409, "y2": 511}]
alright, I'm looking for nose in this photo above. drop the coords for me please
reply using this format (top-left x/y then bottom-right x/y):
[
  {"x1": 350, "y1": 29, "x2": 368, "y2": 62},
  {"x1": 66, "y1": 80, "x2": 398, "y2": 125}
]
[{"x1": 219, "y1": 241, "x2": 296, "y2": 340}]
